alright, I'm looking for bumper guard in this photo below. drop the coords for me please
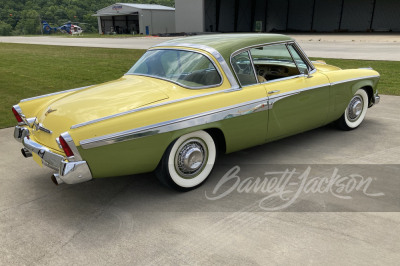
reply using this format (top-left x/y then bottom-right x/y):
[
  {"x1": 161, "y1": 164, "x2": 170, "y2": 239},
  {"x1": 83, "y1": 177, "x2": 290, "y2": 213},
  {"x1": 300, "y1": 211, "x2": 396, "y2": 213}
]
[{"x1": 14, "y1": 126, "x2": 92, "y2": 184}]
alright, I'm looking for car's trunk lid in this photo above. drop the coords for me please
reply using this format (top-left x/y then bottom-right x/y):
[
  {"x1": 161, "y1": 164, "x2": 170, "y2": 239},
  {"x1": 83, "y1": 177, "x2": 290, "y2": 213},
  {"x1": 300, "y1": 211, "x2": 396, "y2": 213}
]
[{"x1": 32, "y1": 75, "x2": 170, "y2": 152}]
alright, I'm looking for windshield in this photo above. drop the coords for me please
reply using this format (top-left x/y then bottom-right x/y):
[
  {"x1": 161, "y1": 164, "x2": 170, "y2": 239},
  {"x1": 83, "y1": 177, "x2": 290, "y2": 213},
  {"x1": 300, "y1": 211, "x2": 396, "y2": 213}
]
[{"x1": 127, "y1": 49, "x2": 222, "y2": 89}]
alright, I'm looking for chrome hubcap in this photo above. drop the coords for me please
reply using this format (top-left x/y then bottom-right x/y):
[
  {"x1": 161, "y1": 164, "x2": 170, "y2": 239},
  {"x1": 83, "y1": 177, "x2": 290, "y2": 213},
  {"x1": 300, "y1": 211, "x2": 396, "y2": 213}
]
[
  {"x1": 347, "y1": 95, "x2": 364, "y2": 122},
  {"x1": 175, "y1": 139, "x2": 207, "y2": 178}
]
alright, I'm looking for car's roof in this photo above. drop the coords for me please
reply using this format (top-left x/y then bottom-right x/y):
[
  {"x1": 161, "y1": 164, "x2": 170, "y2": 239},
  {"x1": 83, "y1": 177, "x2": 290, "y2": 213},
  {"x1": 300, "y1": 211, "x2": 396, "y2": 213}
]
[{"x1": 157, "y1": 33, "x2": 293, "y2": 60}]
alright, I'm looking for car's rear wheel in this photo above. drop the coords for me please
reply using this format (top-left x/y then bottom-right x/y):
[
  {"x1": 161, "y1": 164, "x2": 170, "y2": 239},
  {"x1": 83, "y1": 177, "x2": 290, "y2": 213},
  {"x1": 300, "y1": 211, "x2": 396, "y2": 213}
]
[
  {"x1": 336, "y1": 88, "x2": 369, "y2": 130},
  {"x1": 156, "y1": 130, "x2": 216, "y2": 191}
]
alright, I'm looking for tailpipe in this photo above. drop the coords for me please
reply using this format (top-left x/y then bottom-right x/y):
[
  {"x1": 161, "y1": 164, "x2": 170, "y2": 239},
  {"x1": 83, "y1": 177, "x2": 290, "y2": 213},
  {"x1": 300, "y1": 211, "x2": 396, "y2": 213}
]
[
  {"x1": 21, "y1": 148, "x2": 32, "y2": 158},
  {"x1": 51, "y1": 173, "x2": 64, "y2": 185}
]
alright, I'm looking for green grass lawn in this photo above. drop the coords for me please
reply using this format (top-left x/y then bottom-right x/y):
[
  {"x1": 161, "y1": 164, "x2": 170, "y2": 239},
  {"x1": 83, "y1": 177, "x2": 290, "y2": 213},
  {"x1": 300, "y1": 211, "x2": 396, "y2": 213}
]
[
  {"x1": 0, "y1": 43, "x2": 398, "y2": 129},
  {"x1": 48, "y1": 32, "x2": 147, "y2": 38},
  {"x1": 311, "y1": 57, "x2": 399, "y2": 95},
  {"x1": 0, "y1": 43, "x2": 145, "y2": 128}
]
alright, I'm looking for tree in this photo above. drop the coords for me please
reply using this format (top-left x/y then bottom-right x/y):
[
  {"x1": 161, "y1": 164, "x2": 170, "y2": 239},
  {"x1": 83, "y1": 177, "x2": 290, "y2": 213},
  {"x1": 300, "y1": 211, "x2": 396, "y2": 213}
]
[
  {"x1": 0, "y1": 21, "x2": 13, "y2": 36},
  {"x1": 13, "y1": 10, "x2": 42, "y2": 35}
]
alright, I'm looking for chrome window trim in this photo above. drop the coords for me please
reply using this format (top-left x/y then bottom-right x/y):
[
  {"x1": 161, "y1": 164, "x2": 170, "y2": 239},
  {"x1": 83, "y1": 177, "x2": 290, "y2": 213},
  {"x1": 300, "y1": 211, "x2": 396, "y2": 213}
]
[
  {"x1": 152, "y1": 42, "x2": 240, "y2": 90},
  {"x1": 248, "y1": 50, "x2": 259, "y2": 82},
  {"x1": 70, "y1": 87, "x2": 241, "y2": 129},
  {"x1": 230, "y1": 50, "x2": 259, "y2": 88},
  {"x1": 230, "y1": 41, "x2": 315, "y2": 87},
  {"x1": 20, "y1": 85, "x2": 92, "y2": 103},
  {"x1": 126, "y1": 48, "x2": 224, "y2": 90},
  {"x1": 260, "y1": 74, "x2": 306, "y2": 85},
  {"x1": 292, "y1": 41, "x2": 316, "y2": 74},
  {"x1": 286, "y1": 43, "x2": 306, "y2": 75},
  {"x1": 231, "y1": 40, "x2": 290, "y2": 58}
]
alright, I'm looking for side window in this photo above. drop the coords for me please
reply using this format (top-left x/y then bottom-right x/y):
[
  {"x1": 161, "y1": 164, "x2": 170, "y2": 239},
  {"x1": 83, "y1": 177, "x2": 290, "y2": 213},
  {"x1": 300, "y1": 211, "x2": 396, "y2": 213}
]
[
  {"x1": 287, "y1": 44, "x2": 309, "y2": 74},
  {"x1": 231, "y1": 51, "x2": 257, "y2": 86},
  {"x1": 250, "y1": 44, "x2": 300, "y2": 82}
]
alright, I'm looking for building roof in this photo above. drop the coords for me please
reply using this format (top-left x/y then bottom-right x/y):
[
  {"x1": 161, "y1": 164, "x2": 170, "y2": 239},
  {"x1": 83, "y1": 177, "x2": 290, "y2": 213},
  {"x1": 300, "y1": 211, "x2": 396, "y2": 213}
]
[
  {"x1": 156, "y1": 34, "x2": 293, "y2": 60},
  {"x1": 118, "y1": 3, "x2": 175, "y2": 11},
  {"x1": 94, "y1": 3, "x2": 175, "y2": 16}
]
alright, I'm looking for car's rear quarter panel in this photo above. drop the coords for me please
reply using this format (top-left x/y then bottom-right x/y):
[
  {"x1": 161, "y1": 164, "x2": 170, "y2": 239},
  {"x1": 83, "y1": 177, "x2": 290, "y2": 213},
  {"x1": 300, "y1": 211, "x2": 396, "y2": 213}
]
[{"x1": 73, "y1": 85, "x2": 270, "y2": 178}]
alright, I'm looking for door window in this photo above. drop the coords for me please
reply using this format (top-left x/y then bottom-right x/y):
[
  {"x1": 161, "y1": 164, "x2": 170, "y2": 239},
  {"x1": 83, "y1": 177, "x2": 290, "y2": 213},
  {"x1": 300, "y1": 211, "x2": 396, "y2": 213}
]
[
  {"x1": 231, "y1": 51, "x2": 258, "y2": 86},
  {"x1": 287, "y1": 44, "x2": 309, "y2": 75},
  {"x1": 249, "y1": 44, "x2": 300, "y2": 82}
]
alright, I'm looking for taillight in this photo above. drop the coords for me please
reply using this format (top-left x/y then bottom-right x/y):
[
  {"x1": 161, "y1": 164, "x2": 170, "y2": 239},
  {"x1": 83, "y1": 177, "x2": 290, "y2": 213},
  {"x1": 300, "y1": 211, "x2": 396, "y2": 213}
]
[
  {"x1": 59, "y1": 135, "x2": 74, "y2": 157},
  {"x1": 12, "y1": 107, "x2": 23, "y2": 123}
]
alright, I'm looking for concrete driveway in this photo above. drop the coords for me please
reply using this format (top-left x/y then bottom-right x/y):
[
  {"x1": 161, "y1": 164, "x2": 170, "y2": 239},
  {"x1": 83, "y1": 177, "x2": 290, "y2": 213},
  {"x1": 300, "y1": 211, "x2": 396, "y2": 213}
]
[
  {"x1": 1, "y1": 33, "x2": 400, "y2": 60},
  {"x1": 1, "y1": 95, "x2": 399, "y2": 265}
]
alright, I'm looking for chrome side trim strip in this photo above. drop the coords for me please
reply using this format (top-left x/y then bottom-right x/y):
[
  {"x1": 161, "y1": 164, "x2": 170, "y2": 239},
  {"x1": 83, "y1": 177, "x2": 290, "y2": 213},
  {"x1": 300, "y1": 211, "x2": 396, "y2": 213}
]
[
  {"x1": 70, "y1": 87, "x2": 240, "y2": 129},
  {"x1": 79, "y1": 82, "x2": 330, "y2": 149},
  {"x1": 80, "y1": 97, "x2": 270, "y2": 149},
  {"x1": 72, "y1": 75, "x2": 378, "y2": 130},
  {"x1": 79, "y1": 74, "x2": 378, "y2": 149},
  {"x1": 20, "y1": 85, "x2": 92, "y2": 103},
  {"x1": 330, "y1": 75, "x2": 380, "y2": 85},
  {"x1": 152, "y1": 42, "x2": 240, "y2": 90}
]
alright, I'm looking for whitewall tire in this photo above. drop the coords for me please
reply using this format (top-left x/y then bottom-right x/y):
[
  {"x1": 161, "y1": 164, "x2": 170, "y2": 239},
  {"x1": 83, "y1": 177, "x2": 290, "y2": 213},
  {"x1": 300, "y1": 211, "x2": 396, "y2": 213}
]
[
  {"x1": 156, "y1": 130, "x2": 216, "y2": 191},
  {"x1": 337, "y1": 88, "x2": 369, "y2": 130}
]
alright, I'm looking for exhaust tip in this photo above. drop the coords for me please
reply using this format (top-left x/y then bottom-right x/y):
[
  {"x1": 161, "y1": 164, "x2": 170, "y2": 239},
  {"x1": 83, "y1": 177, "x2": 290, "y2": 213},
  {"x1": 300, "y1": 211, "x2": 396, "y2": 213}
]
[
  {"x1": 51, "y1": 174, "x2": 64, "y2": 185},
  {"x1": 21, "y1": 148, "x2": 32, "y2": 158}
]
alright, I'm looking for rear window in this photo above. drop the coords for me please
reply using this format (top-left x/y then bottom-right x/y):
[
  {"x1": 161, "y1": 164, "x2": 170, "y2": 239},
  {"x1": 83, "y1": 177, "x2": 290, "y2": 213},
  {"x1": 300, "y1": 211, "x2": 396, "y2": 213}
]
[{"x1": 127, "y1": 49, "x2": 222, "y2": 89}]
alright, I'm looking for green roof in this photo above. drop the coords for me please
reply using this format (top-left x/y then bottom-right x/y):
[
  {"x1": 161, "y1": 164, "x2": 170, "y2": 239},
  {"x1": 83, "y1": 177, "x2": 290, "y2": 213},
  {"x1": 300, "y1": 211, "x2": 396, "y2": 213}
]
[{"x1": 159, "y1": 33, "x2": 293, "y2": 60}]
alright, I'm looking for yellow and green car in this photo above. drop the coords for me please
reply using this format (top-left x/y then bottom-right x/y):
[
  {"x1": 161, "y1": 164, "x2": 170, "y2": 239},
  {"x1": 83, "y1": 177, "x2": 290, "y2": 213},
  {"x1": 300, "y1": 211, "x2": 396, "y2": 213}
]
[{"x1": 12, "y1": 34, "x2": 380, "y2": 191}]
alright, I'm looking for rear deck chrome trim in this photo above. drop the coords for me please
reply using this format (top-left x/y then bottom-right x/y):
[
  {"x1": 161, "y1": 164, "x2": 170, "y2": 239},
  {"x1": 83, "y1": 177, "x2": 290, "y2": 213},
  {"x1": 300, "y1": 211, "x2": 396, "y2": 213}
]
[
  {"x1": 20, "y1": 85, "x2": 92, "y2": 103},
  {"x1": 70, "y1": 87, "x2": 241, "y2": 129}
]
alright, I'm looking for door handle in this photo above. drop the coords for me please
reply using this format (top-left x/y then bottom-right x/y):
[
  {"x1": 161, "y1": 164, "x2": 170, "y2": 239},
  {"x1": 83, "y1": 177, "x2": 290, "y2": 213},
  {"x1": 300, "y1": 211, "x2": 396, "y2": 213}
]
[{"x1": 268, "y1": 90, "x2": 280, "y2": 94}]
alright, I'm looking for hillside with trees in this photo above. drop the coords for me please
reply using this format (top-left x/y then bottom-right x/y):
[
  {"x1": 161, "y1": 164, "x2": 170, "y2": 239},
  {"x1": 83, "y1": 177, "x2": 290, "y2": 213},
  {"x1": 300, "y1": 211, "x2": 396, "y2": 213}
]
[{"x1": 0, "y1": 0, "x2": 175, "y2": 35}]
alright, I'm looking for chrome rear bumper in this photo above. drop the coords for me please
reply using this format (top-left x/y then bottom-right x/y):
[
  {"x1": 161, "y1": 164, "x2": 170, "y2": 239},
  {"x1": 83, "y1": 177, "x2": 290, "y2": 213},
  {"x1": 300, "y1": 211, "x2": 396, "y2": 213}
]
[
  {"x1": 14, "y1": 126, "x2": 92, "y2": 184},
  {"x1": 374, "y1": 94, "x2": 380, "y2": 105}
]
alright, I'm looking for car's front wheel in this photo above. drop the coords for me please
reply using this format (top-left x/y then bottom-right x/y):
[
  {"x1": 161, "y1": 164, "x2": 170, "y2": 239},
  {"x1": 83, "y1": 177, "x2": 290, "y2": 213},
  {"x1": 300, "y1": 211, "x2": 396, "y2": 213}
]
[
  {"x1": 156, "y1": 130, "x2": 216, "y2": 191},
  {"x1": 336, "y1": 88, "x2": 369, "y2": 130}
]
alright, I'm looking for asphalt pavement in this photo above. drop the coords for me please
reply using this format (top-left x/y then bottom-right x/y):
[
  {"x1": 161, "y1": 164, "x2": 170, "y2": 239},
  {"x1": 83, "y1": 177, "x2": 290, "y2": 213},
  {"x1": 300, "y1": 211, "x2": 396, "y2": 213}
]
[
  {"x1": 1, "y1": 34, "x2": 400, "y2": 265},
  {"x1": 1, "y1": 33, "x2": 400, "y2": 61},
  {"x1": 1, "y1": 95, "x2": 399, "y2": 265}
]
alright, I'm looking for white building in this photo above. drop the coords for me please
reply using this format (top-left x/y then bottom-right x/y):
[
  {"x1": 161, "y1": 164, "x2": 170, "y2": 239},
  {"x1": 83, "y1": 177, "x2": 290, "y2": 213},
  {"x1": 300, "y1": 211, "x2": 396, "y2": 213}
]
[{"x1": 94, "y1": 3, "x2": 175, "y2": 35}]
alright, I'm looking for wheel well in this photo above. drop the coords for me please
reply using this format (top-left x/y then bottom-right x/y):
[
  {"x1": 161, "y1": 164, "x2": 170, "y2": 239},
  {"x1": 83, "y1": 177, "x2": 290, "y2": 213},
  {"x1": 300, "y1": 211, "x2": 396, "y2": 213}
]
[
  {"x1": 205, "y1": 128, "x2": 226, "y2": 154},
  {"x1": 362, "y1": 86, "x2": 373, "y2": 107}
]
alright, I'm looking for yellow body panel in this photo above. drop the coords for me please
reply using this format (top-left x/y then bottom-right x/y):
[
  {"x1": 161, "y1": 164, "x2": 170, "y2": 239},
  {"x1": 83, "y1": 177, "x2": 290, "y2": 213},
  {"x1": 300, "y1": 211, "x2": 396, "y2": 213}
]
[{"x1": 31, "y1": 152, "x2": 43, "y2": 167}]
